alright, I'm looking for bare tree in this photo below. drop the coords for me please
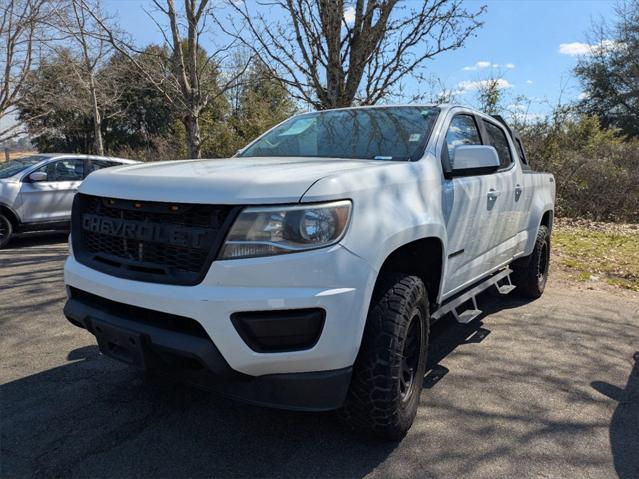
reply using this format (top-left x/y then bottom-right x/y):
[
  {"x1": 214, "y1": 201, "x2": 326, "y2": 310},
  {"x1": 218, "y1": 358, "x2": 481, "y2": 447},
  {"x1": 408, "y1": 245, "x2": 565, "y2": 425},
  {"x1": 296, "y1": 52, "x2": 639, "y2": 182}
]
[
  {"x1": 52, "y1": 0, "x2": 119, "y2": 155},
  {"x1": 86, "y1": 0, "x2": 250, "y2": 158},
  {"x1": 0, "y1": 0, "x2": 52, "y2": 142},
  {"x1": 220, "y1": 0, "x2": 485, "y2": 109}
]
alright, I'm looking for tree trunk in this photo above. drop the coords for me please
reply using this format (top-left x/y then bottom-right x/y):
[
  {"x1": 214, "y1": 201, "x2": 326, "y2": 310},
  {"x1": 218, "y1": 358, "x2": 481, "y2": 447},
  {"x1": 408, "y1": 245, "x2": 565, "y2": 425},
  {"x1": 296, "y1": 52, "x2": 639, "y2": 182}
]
[
  {"x1": 88, "y1": 73, "x2": 104, "y2": 156},
  {"x1": 185, "y1": 114, "x2": 201, "y2": 159}
]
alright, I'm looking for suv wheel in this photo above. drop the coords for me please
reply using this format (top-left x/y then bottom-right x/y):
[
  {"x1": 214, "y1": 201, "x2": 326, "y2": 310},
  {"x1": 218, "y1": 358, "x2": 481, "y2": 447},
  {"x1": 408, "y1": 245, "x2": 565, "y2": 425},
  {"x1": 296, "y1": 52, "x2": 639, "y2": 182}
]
[
  {"x1": 512, "y1": 225, "x2": 550, "y2": 299},
  {"x1": 341, "y1": 273, "x2": 429, "y2": 441},
  {"x1": 0, "y1": 214, "x2": 13, "y2": 249}
]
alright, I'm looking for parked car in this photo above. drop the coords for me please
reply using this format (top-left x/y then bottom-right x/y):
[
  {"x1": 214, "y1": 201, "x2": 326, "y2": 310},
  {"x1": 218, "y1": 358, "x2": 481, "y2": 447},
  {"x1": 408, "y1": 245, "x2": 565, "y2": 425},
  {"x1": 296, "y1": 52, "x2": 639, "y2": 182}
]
[
  {"x1": 0, "y1": 154, "x2": 136, "y2": 247},
  {"x1": 63, "y1": 105, "x2": 555, "y2": 440}
]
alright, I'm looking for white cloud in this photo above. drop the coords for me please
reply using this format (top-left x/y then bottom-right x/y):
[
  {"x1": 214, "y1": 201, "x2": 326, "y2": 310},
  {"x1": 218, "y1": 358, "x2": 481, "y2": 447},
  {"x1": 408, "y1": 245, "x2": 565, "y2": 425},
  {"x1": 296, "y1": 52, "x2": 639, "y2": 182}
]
[
  {"x1": 343, "y1": 6, "x2": 356, "y2": 25},
  {"x1": 559, "y1": 42, "x2": 591, "y2": 55},
  {"x1": 558, "y1": 39, "x2": 620, "y2": 56},
  {"x1": 578, "y1": 92, "x2": 590, "y2": 100},
  {"x1": 463, "y1": 61, "x2": 515, "y2": 71},
  {"x1": 463, "y1": 60, "x2": 491, "y2": 71},
  {"x1": 457, "y1": 78, "x2": 513, "y2": 93},
  {"x1": 525, "y1": 80, "x2": 533, "y2": 84}
]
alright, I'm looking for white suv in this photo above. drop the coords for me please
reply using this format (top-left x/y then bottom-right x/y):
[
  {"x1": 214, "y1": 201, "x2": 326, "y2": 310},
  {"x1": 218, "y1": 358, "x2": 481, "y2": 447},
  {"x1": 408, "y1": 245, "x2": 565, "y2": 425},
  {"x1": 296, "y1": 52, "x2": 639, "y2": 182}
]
[
  {"x1": 0, "y1": 154, "x2": 135, "y2": 247},
  {"x1": 63, "y1": 105, "x2": 555, "y2": 439}
]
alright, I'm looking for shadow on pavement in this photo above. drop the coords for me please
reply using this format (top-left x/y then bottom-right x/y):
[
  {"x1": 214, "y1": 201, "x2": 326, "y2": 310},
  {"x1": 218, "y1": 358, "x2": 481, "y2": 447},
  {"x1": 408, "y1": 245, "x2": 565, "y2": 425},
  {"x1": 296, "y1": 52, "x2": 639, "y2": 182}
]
[
  {"x1": 2, "y1": 279, "x2": 637, "y2": 478},
  {"x1": 423, "y1": 289, "x2": 530, "y2": 389},
  {"x1": 1, "y1": 343, "x2": 399, "y2": 478},
  {"x1": 591, "y1": 352, "x2": 639, "y2": 479},
  {"x1": 1, "y1": 302, "x2": 510, "y2": 478},
  {"x1": 5, "y1": 232, "x2": 68, "y2": 249}
]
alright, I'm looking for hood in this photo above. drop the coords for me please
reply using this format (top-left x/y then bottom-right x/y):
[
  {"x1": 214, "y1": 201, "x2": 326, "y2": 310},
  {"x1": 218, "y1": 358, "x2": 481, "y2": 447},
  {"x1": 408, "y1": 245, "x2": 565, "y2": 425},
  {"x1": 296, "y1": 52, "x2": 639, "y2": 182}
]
[{"x1": 79, "y1": 157, "x2": 394, "y2": 204}]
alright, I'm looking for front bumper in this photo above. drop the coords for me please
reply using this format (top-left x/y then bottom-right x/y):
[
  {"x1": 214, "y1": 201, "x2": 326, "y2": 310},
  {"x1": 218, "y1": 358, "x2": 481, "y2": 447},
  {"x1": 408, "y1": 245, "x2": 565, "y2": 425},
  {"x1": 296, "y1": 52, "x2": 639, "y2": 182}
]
[
  {"x1": 63, "y1": 244, "x2": 376, "y2": 407},
  {"x1": 64, "y1": 294, "x2": 352, "y2": 411}
]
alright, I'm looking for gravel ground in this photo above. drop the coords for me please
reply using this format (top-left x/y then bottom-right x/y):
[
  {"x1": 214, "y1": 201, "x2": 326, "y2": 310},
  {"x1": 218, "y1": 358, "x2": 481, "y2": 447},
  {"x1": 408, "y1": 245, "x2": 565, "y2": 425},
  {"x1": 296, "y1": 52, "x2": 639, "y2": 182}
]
[{"x1": 1, "y1": 234, "x2": 638, "y2": 479}]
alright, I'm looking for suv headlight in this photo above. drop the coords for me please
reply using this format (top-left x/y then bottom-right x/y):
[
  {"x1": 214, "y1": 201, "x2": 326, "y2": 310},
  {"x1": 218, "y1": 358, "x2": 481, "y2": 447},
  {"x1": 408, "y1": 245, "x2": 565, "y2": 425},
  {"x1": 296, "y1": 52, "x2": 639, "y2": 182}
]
[{"x1": 219, "y1": 200, "x2": 352, "y2": 259}]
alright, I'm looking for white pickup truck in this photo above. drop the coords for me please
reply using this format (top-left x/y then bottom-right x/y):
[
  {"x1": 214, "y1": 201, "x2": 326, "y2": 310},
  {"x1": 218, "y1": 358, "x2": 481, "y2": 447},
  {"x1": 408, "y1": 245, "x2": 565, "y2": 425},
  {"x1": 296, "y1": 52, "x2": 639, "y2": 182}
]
[{"x1": 63, "y1": 105, "x2": 555, "y2": 439}]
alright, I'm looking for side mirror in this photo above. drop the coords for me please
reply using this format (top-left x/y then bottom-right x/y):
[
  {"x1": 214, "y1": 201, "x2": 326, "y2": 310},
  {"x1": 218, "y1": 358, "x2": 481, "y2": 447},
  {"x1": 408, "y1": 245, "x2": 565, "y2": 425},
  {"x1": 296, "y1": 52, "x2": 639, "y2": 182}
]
[
  {"x1": 451, "y1": 145, "x2": 500, "y2": 175},
  {"x1": 29, "y1": 171, "x2": 48, "y2": 182}
]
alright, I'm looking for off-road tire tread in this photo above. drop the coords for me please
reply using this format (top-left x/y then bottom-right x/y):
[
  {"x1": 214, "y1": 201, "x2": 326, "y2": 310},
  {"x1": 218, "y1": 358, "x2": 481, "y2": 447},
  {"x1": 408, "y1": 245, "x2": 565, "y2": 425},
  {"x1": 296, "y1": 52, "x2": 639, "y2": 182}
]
[
  {"x1": 341, "y1": 273, "x2": 429, "y2": 441},
  {"x1": 512, "y1": 225, "x2": 550, "y2": 299}
]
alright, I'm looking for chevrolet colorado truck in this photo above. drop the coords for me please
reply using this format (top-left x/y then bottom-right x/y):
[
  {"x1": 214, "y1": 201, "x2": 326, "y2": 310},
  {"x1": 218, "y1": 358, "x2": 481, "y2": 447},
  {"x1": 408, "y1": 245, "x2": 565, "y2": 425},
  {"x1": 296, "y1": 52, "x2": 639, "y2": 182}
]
[{"x1": 63, "y1": 105, "x2": 555, "y2": 440}]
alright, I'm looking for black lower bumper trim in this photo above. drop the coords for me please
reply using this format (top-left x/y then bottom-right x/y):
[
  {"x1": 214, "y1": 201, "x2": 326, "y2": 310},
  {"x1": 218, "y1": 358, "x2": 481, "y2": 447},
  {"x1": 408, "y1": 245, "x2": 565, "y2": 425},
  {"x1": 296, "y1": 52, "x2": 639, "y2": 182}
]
[{"x1": 63, "y1": 293, "x2": 352, "y2": 411}]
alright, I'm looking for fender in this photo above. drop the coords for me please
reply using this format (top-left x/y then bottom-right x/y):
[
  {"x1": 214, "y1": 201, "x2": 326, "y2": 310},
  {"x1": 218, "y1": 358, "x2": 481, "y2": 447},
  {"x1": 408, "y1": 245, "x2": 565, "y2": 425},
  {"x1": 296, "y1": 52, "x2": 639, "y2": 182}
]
[
  {"x1": 524, "y1": 204, "x2": 554, "y2": 256},
  {"x1": 371, "y1": 225, "x2": 447, "y2": 301},
  {"x1": 0, "y1": 201, "x2": 21, "y2": 225}
]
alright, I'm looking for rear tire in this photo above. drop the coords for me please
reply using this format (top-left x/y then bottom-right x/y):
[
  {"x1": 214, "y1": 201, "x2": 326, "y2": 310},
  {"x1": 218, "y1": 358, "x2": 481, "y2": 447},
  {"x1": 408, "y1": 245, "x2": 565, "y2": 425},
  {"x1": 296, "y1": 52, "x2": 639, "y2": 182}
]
[
  {"x1": 0, "y1": 214, "x2": 13, "y2": 249},
  {"x1": 512, "y1": 225, "x2": 550, "y2": 299},
  {"x1": 341, "y1": 273, "x2": 429, "y2": 441}
]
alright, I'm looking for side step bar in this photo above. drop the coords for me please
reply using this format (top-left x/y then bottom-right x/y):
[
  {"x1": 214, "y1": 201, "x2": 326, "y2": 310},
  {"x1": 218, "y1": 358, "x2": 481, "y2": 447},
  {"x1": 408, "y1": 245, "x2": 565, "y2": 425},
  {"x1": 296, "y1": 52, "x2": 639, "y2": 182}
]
[{"x1": 432, "y1": 268, "x2": 515, "y2": 324}]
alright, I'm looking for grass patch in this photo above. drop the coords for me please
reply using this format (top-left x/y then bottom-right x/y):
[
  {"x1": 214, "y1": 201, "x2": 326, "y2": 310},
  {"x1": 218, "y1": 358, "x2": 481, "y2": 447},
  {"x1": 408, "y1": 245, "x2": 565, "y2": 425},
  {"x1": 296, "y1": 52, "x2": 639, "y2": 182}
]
[{"x1": 553, "y1": 221, "x2": 639, "y2": 291}]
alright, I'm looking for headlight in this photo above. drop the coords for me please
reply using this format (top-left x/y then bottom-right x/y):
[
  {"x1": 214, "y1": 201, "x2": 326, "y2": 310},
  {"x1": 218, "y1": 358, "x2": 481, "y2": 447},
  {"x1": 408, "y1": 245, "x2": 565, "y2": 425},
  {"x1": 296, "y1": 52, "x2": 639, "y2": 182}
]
[{"x1": 219, "y1": 200, "x2": 352, "y2": 259}]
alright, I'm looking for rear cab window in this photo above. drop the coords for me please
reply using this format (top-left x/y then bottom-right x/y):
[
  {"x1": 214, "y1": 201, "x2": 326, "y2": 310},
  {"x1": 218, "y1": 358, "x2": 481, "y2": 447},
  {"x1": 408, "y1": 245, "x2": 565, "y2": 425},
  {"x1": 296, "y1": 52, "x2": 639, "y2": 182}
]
[{"x1": 514, "y1": 136, "x2": 531, "y2": 170}]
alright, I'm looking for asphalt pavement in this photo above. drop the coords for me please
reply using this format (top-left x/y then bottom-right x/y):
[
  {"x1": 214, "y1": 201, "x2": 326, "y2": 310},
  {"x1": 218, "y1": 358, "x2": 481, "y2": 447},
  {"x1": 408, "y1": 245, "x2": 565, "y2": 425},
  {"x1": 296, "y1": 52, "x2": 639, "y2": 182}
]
[{"x1": 1, "y1": 234, "x2": 638, "y2": 478}]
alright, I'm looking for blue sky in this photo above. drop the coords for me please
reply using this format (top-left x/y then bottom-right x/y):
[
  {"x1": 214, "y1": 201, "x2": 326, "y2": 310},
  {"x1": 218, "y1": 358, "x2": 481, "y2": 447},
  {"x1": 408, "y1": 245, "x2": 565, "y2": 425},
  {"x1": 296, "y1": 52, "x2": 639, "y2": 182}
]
[
  {"x1": 103, "y1": 0, "x2": 617, "y2": 119},
  {"x1": 0, "y1": 0, "x2": 616, "y2": 138},
  {"x1": 429, "y1": 0, "x2": 617, "y2": 116}
]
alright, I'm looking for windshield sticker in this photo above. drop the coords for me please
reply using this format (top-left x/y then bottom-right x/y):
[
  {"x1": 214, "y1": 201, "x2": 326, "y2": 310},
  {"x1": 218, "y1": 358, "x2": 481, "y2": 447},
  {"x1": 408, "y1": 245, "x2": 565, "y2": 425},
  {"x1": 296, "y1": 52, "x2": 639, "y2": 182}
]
[{"x1": 408, "y1": 134, "x2": 421, "y2": 142}]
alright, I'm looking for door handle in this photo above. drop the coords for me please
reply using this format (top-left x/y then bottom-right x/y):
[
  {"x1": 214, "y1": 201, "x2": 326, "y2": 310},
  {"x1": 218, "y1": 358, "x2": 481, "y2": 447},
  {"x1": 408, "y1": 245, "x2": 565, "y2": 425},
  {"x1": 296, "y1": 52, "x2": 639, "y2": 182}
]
[
  {"x1": 487, "y1": 188, "x2": 501, "y2": 200},
  {"x1": 515, "y1": 184, "x2": 523, "y2": 194}
]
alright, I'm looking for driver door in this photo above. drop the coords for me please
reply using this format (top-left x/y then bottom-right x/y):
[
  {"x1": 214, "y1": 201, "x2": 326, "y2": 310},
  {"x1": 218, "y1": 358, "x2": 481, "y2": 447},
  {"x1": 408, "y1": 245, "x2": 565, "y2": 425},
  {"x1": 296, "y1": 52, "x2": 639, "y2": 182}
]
[
  {"x1": 19, "y1": 158, "x2": 86, "y2": 223},
  {"x1": 440, "y1": 113, "x2": 503, "y2": 297}
]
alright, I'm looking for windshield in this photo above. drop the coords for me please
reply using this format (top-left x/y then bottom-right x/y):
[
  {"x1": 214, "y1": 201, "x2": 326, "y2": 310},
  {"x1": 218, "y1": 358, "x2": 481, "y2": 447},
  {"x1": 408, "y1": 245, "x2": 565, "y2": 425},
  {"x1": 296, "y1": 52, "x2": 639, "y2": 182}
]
[
  {"x1": 0, "y1": 155, "x2": 48, "y2": 179},
  {"x1": 239, "y1": 106, "x2": 440, "y2": 161}
]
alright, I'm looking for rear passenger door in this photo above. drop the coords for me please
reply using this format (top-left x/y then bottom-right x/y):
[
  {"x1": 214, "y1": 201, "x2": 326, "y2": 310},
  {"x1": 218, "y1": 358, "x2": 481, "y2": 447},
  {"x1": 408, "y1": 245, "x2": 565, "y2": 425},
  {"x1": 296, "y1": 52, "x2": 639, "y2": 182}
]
[{"x1": 479, "y1": 118, "x2": 525, "y2": 266}]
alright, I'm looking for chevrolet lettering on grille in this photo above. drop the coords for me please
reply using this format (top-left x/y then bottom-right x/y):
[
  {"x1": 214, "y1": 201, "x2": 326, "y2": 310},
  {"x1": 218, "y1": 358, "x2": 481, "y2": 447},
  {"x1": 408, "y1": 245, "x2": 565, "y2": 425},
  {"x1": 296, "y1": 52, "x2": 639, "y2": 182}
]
[{"x1": 82, "y1": 213, "x2": 211, "y2": 249}]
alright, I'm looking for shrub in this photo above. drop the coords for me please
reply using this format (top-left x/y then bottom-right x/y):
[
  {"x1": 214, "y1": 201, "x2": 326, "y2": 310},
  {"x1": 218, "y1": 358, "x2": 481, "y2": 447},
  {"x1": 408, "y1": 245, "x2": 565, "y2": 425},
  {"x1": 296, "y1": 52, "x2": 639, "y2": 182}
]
[{"x1": 521, "y1": 112, "x2": 638, "y2": 222}]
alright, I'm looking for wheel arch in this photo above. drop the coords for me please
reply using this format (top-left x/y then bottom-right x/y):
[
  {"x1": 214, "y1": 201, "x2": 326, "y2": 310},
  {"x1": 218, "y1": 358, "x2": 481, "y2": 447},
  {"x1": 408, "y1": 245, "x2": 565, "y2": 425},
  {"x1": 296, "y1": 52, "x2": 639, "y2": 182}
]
[
  {"x1": 523, "y1": 205, "x2": 554, "y2": 257},
  {"x1": 373, "y1": 236, "x2": 446, "y2": 311},
  {"x1": 540, "y1": 209, "x2": 553, "y2": 232},
  {"x1": 0, "y1": 202, "x2": 20, "y2": 228}
]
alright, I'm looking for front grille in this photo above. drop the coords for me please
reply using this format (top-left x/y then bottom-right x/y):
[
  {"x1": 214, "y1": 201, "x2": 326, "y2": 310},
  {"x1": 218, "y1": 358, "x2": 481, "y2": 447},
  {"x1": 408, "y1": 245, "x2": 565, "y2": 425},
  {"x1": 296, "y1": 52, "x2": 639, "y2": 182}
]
[{"x1": 72, "y1": 194, "x2": 240, "y2": 285}]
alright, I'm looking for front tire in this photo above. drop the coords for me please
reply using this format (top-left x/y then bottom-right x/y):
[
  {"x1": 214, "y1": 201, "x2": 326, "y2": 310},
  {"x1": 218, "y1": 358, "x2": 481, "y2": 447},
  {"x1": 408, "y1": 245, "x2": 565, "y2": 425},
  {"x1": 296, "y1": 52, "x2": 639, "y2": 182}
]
[
  {"x1": 512, "y1": 225, "x2": 550, "y2": 299},
  {"x1": 341, "y1": 274, "x2": 429, "y2": 441},
  {"x1": 0, "y1": 214, "x2": 13, "y2": 249}
]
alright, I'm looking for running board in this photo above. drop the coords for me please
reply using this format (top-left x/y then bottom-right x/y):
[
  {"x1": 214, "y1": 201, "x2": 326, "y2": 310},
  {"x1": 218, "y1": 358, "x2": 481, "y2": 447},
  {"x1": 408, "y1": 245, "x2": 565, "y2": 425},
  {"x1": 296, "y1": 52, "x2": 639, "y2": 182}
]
[
  {"x1": 495, "y1": 271, "x2": 516, "y2": 294},
  {"x1": 432, "y1": 268, "x2": 514, "y2": 323}
]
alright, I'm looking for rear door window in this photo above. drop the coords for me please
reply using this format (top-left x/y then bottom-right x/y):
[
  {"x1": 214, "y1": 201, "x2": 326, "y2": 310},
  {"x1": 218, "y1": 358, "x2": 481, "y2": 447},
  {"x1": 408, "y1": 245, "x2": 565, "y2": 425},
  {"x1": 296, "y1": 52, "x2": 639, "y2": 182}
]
[
  {"x1": 483, "y1": 121, "x2": 513, "y2": 169},
  {"x1": 88, "y1": 160, "x2": 120, "y2": 173}
]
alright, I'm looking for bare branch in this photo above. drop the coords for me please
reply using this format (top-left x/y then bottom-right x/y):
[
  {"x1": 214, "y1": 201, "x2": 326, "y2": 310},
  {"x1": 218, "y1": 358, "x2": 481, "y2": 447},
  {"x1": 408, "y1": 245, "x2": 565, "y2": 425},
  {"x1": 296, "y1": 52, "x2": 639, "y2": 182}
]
[{"x1": 218, "y1": 0, "x2": 484, "y2": 109}]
